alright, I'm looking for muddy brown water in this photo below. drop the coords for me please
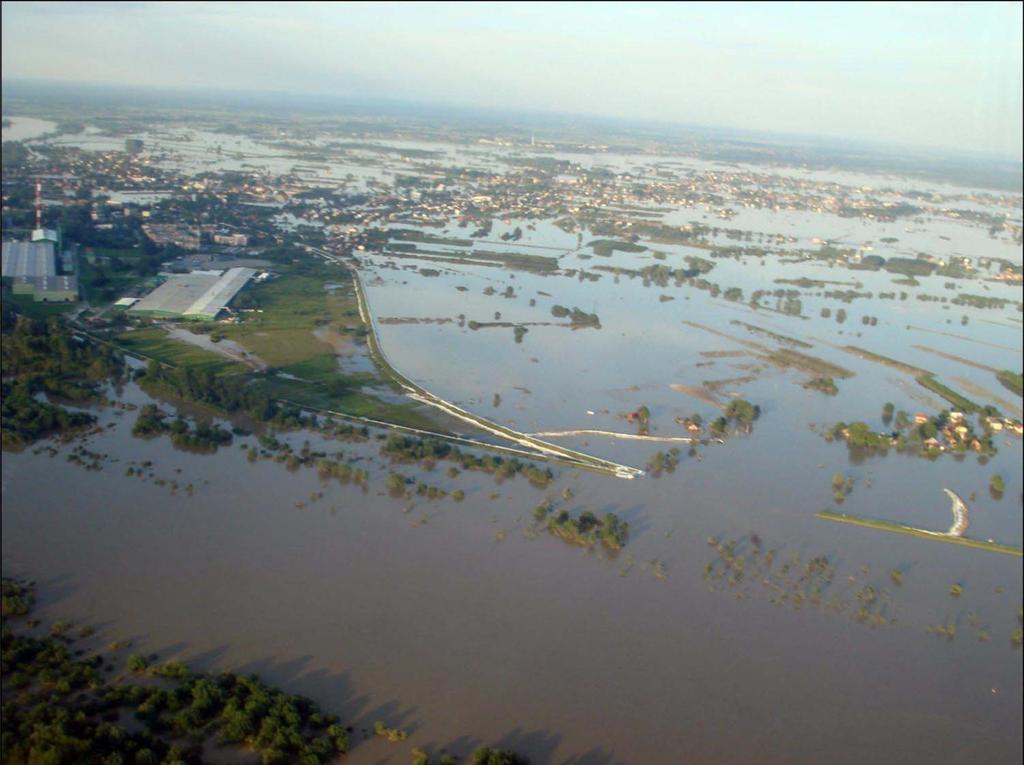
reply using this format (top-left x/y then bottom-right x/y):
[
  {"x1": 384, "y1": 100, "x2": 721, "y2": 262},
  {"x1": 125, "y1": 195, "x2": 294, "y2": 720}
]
[{"x1": 3, "y1": 375, "x2": 1021, "y2": 765}]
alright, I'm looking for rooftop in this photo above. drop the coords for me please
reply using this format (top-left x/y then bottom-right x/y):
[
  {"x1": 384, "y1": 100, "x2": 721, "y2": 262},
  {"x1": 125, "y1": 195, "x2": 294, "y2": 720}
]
[
  {"x1": 2, "y1": 240, "x2": 57, "y2": 278},
  {"x1": 130, "y1": 267, "x2": 255, "y2": 319}
]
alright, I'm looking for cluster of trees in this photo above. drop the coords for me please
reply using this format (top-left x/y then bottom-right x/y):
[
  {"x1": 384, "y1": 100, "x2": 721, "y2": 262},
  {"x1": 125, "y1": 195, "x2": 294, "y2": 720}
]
[
  {"x1": 647, "y1": 447, "x2": 680, "y2": 476},
  {"x1": 723, "y1": 286, "x2": 744, "y2": 302},
  {"x1": 2, "y1": 577, "x2": 528, "y2": 765},
  {"x1": 470, "y1": 749, "x2": 528, "y2": 765},
  {"x1": 1, "y1": 578, "x2": 35, "y2": 617},
  {"x1": 314, "y1": 458, "x2": 369, "y2": 486},
  {"x1": 132, "y1": 404, "x2": 234, "y2": 454},
  {"x1": 138, "y1": 361, "x2": 311, "y2": 429},
  {"x1": 637, "y1": 263, "x2": 686, "y2": 288},
  {"x1": 634, "y1": 405, "x2": 651, "y2": 435},
  {"x1": 830, "y1": 421, "x2": 892, "y2": 451},
  {"x1": 373, "y1": 721, "x2": 408, "y2": 742},
  {"x1": 248, "y1": 434, "x2": 370, "y2": 487},
  {"x1": 951, "y1": 294, "x2": 1015, "y2": 310},
  {"x1": 1, "y1": 386, "x2": 95, "y2": 449},
  {"x1": 2, "y1": 316, "x2": 123, "y2": 399},
  {"x1": 726, "y1": 399, "x2": 760, "y2": 425},
  {"x1": 139, "y1": 361, "x2": 275, "y2": 420},
  {"x1": 381, "y1": 434, "x2": 554, "y2": 487},
  {"x1": 828, "y1": 407, "x2": 998, "y2": 458},
  {"x1": 4, "y1": 646, "x2": 348, "y2": 764},
  {"x1": 58, "y1": 203, "x2": 142, "y2": 253},
  {"x1": 385, "y1": 472, "x2": 450, "y2": 500},
  {"x1": 539, "y1": 506, "x2": 630, "y2": 551},
  {"x1": 778, "y1": 296, "x2": 803, "y2": 316},
  {"x1": 804, "y1": 377, "x2": 839, "y2": 396},
  {"x1": 706, "y1": 399, "x2": 761, "y2": 436},
  {"x1": 684, "y1": 255, "x2": 715, "y2": 275},
  {"x1": 414, "y1": 746, "x2": 523, "y2": 765},
  {"x1": 832, "y1": 472, "x2": 854, "y2": 504},
  {"x1": 588, "y1": 239, "x2": 646, "y2": 257},
  {"x1": 550, "y1": 305, "x2": 601, "y2": 329},
  {"x1": 883, "y1": 257, "x2": 936, "y2": 277},
  {"x1": 990, "y1": 474, "x2": 1005, "y2": 496},
  {"x1": 1, "y1": 317, "x2": 124, "y2": 448}
]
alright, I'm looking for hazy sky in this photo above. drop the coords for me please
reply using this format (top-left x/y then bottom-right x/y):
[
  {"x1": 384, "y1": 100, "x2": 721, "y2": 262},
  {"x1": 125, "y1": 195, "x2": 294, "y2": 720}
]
[{"x1": 3, "y1": 1, "x2": 1022, "y2": 158}]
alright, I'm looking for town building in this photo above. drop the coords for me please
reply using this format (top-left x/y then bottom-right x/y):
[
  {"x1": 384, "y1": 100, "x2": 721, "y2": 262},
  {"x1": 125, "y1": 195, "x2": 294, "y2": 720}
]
[{"x1": 1, "y1": 228, "x2": 79, "y2": 303}]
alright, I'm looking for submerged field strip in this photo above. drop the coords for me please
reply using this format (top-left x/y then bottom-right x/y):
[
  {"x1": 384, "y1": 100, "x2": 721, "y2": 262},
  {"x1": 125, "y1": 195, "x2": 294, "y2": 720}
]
[{"x1": 817, "y1": 511, "x2": 1023, "y2": 556}]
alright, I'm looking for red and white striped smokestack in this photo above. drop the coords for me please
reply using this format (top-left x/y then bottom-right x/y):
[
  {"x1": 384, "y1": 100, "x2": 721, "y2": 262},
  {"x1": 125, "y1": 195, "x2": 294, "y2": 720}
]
[{"x1": 35, "y1": 179, "x2": 42, "y2": 230}]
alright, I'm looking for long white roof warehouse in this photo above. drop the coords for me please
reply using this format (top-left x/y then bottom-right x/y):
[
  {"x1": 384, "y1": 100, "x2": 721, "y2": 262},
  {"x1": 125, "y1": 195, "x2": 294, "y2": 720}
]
[
  {"x1": 183, "y1": 267, "x2": 256, "y2": 319},
  {"x1": 131, "y1": 267, "x2": 256, "y2": 319}
]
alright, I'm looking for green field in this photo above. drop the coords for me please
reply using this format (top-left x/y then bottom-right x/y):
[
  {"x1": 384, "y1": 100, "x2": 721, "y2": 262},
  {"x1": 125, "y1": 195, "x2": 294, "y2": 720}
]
[
  {"x1": 115, "y1": 327, "x2": 249, "y2": 376},
  {"x1": 817, "y1": 511, "x2": 1022, "y2": 556},
  {"x1": 115, "y1": 267, "x2": 440, "y2": 431},
  {"x1": 219, "y1": 273, "x2": 359, "y2": 368}
]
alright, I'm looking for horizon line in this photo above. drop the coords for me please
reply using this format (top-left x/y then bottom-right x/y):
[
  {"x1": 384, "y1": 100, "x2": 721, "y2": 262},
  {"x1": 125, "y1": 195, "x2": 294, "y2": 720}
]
[{"x1": 3, "y1": 76, "x2": 1023, "y2": 167}]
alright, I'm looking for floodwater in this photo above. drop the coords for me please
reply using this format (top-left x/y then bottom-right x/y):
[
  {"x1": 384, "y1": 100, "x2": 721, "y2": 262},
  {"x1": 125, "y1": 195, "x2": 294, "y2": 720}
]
[
  {"x1": 1, "y1": 115, "x2": 56, "y2": 141},
  {"x1": 3, "y1": 129, "x2": 1023, "y2": 764},
  {"x1": 3, "y1": 373, "x2": 1022, "y2": 765}
]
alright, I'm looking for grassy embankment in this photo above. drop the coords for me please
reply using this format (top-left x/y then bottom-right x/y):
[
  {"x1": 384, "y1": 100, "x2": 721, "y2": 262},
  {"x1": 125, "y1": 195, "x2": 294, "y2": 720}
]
[
  {"x1": 380, "y1": 246, "x2": 560, "y2": 273},
  {"x1": 817, "y1": 511, "x2": 1022, "y2": 556},
  {"x1": 766, "y1": 348, "x2": 854, "y2": 379},
  {"x1": 997, "y1": 370, "x2": 1023, "y2": 397},
  {"x1": 731, "y1": 320, "x2": 813, "y2": 349},
  {"x1": 842, "y1": 346, "x2": 987, "y2": 413}
]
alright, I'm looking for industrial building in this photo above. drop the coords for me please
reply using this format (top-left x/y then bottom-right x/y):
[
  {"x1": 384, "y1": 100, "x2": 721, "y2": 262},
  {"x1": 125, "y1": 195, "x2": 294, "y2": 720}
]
[
  {"x1": 1, "y1": 233, "x2": 79, "y2": 303},
  {"x1": 130, "y1": 267, "x2": 255, "y2": 320}
]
